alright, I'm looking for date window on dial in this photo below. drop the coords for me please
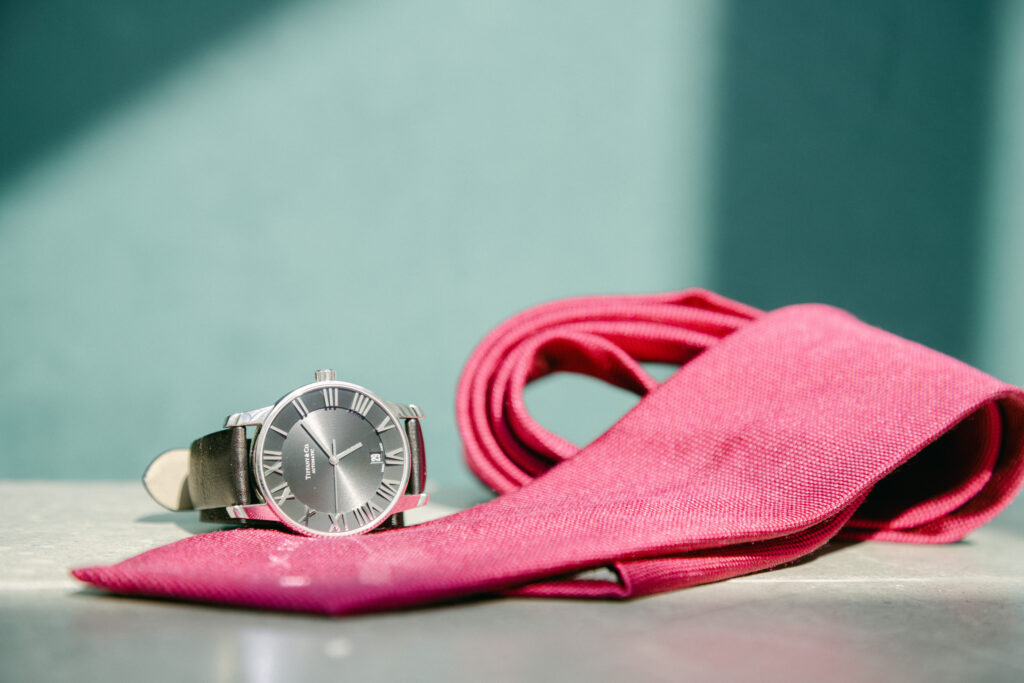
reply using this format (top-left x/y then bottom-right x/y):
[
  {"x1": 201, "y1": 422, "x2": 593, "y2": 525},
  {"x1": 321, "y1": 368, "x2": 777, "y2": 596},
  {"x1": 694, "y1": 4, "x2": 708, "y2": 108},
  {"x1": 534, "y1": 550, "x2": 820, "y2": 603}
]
[{"x1": 370, "y1": 452, "x2": 382, "y2": 465}]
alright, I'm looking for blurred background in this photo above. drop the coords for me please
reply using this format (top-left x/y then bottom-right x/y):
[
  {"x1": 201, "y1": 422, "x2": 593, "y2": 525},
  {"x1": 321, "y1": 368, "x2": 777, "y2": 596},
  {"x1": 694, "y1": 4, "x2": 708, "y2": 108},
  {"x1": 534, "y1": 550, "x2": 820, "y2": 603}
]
[{"x1": 2, "y1": 0, "x2": 1023, "y2": 495}]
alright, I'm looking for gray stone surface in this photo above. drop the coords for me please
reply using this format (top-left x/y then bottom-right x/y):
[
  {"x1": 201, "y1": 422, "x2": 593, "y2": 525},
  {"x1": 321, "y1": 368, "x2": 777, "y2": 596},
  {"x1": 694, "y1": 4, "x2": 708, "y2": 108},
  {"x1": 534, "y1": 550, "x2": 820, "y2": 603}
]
[{"x1": 2, "y1": 481, "x2": 1023, "y2": 682}]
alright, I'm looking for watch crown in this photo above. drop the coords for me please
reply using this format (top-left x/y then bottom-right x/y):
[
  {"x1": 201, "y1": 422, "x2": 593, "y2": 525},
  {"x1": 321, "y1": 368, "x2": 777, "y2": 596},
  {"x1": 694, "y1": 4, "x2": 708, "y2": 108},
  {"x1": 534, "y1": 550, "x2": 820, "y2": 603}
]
[{"x1": 315, "y1": 369, "x2": 337, "y2": 382}]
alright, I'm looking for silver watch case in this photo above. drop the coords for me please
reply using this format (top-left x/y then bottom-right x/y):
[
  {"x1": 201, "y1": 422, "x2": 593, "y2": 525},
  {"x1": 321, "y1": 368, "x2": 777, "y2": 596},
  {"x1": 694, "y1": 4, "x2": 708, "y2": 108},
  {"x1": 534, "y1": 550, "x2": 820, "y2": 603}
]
[
  {"x1": 143, "y1": 373, "x2": 428, "y2": 535},
  {"x1": 223, "y1": 374, "x2": 430, "y2": 537},
  {"x1": 243, "y1": 378, "x2": 414, "y2": 536}
]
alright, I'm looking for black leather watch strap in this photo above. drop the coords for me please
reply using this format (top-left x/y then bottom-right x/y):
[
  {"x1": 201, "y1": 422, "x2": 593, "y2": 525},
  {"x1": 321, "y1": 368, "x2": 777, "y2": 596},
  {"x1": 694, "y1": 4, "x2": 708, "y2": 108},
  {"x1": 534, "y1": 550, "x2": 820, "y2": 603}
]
[
  {"x1": 379, "y1": 416, "x2": 427, "y2": 530},
  {"x1": 187, "y1": 427, "x2": 254, "y2": 510},
  {"x1": 407, "y1": 417, "x2": 426, "y2": 495}
]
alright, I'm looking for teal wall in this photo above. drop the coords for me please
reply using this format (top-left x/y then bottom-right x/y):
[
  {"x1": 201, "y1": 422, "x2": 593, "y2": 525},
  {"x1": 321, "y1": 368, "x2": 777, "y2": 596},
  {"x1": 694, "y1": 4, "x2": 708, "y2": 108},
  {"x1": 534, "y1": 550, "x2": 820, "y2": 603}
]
[
  {"x1": 2, "y1": 1, "x2": 1023, "y2": 491},
  {"x1": 711, "y1": 1, "x2": 995, "y2": 362},
  {"x1": 0, "y1": 1, "x2": 718, "y2": 487}
]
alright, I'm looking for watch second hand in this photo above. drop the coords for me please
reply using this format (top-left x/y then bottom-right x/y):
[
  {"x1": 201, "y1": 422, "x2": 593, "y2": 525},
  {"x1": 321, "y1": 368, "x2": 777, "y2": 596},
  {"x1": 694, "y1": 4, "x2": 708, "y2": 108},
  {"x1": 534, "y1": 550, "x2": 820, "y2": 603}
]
[{"x1": 332, "y1": 438, "x2": 340, "y2": 513}]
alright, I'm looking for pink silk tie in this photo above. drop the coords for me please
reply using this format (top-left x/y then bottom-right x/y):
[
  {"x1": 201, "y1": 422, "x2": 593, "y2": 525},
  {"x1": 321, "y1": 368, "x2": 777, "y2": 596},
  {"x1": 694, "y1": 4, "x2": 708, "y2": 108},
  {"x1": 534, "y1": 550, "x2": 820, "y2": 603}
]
[{"x1": 73, "y1": 290, "x2": 1024, "y2": 614}]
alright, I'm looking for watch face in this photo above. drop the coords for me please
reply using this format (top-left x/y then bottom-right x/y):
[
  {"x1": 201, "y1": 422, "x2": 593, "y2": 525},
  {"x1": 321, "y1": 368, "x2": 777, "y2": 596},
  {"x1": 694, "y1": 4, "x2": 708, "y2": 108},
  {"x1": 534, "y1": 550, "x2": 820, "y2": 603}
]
[{"x1": 253, "y1": 381, "x2": 410, "y2": 536}]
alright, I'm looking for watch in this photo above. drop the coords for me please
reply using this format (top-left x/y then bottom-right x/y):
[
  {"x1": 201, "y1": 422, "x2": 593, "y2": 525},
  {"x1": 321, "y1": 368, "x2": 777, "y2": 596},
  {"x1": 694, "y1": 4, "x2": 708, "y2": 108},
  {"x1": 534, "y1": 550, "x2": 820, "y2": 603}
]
[{"x1": 143, "y1": 369, "x2": 428, "y2": 536}]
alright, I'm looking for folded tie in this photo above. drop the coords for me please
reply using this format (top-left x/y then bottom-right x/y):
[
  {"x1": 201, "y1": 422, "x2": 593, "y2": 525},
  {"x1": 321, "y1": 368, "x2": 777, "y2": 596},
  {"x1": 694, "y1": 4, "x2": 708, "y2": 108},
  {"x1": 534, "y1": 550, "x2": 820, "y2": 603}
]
[{"x1": 72, "y1": 290, "x2": 1024, "y2": 614}]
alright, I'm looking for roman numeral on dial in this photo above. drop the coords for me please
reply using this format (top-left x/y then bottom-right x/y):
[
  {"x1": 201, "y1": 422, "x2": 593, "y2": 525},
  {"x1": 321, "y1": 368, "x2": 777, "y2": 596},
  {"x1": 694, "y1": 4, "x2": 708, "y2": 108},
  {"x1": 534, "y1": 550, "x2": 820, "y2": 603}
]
[
  {"x1": 353, "y1": 504, "x2": 372, "y2": 527},
  {"x1": 270, "y1": 482, "x2": 294, "y2": 504},
  {"x1": 292, "y1": 397, "x2": 309, "y2": 417},
  {"x1": 263, "y1": 450, "x2": 282, "y2": 474},
  {"x1": 376, "y1": 415, "x2": 395, "y2": 433},
  {"x1": 384, "y1": 448, "x2": 404, "y2": 466},
  {"x1": 377, "y1": 478, "x2": 401, "y2": 501},
  {"x1": 350, "y1": 393, "x2": 373, "y2": 416},
  {"x1": 328, "y1": 513, "x2": 346, "y2": 533},
  {"x1": 353, "y1": 501, "x2": 383, "y2": 527},
  {"x1": 323, "y1": 387, "x2": 339, "y2": 409}
]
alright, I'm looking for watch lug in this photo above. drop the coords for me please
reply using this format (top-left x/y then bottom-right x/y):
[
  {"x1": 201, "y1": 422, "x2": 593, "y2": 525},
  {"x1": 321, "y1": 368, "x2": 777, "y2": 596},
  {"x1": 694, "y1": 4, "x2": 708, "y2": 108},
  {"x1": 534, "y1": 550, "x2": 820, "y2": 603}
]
[
  {"x1": 392, "y1": 492, "x2": 430, "y2": 514},
  {"x1": 384, "y1": 401, "x2": 424, "y2": 419},
  {"x1": 225, "y1": 503, "x2": 279, "y2": 522},
  {"x1": 224, "y1": 404, "x2": 274, "y2": 428}
]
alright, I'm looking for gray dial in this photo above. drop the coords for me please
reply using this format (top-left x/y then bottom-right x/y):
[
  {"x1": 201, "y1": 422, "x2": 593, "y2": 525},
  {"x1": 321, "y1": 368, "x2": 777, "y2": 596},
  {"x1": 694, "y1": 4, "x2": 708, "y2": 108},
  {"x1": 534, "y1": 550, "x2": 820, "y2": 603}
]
[{"x1": 254, "y1": 382, "x2": 410, "y2": 536}]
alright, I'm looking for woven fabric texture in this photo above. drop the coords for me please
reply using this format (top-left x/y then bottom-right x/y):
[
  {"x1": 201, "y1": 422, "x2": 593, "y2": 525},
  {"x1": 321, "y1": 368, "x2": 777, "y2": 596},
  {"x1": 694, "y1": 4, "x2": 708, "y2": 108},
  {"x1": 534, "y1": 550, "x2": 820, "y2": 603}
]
[{"x1": 72, "y1": 290, "x2": 1024, "y2": 614}]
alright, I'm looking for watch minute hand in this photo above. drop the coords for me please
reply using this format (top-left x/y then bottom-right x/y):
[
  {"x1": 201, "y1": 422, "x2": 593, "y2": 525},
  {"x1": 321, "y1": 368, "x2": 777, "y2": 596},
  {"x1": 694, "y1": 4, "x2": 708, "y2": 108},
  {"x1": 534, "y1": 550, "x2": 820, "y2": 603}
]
[{"x1": 300, "y1": 423, "x2": 333, "y2": 459}]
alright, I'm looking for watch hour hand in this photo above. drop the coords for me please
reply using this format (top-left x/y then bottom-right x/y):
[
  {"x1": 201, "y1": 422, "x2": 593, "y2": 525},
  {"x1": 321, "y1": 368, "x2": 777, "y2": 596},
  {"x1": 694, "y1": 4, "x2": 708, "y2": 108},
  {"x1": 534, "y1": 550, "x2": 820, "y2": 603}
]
[{"x1": 334, "y1": 441, "x2": 363, "y2": 463}]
